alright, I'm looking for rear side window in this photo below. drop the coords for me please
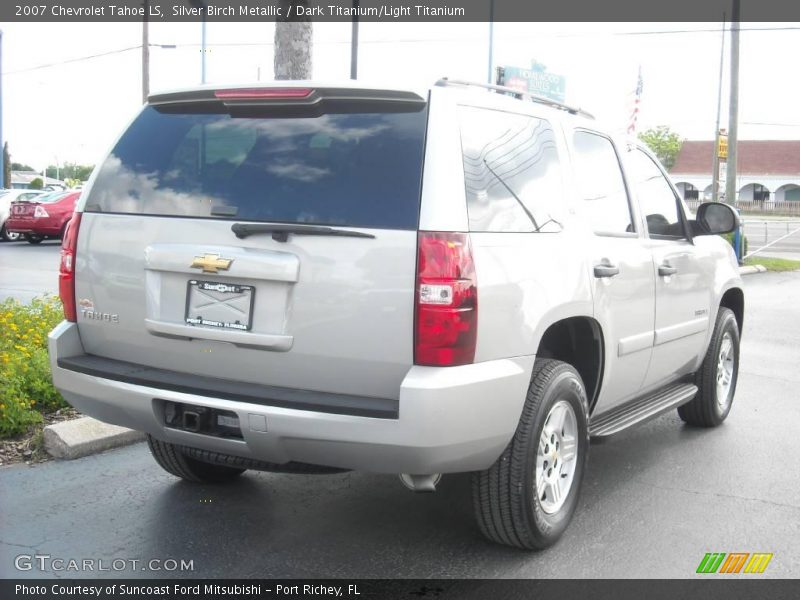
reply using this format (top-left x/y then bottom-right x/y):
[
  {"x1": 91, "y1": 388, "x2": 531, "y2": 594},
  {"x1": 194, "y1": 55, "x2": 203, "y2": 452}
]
[
  {"x1": 572, "y1": 131, "x2": 633, "y2": 235},
  {"x1": 84, "y1": 105, "x2": 428, "y2": 230},
  {"x1": 458, "y1": 106, "x2": 564, "y2": 233}
]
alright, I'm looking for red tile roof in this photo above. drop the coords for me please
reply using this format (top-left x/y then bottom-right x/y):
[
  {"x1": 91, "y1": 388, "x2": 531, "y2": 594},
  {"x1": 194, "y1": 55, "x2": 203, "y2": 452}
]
[{"x1": 670, "y1": 140, "x2": 800, "y2": 176}]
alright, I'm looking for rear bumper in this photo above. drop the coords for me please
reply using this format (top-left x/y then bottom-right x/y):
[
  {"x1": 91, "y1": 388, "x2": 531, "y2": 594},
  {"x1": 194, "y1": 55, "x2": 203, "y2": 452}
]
[
  {"x1": 6, "y1": 218, "x2": 61, "y2": 235},
  {"x1": 49, "y1": 321, "x2": 534, "y2": 474}
]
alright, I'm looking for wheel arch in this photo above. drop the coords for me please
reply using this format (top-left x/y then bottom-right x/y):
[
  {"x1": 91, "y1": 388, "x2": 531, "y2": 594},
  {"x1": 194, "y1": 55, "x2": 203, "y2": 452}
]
[
  {"x1": 719, "y1": 286, "x2": 744, "y2": 335},
  {"x1": 535, "y1": 316, "x2": 605, "y2": 413}
]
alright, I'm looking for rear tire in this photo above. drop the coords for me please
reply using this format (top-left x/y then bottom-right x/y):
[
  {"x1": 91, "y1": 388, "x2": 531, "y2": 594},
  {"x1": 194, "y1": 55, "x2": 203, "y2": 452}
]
[
  {"x1": 1, "y1": 225, "x2": 20, "y2": 242},
  {"x1": 678, "y1": 307, "x2": 740, "y2": 427},
  {"x1": 25, "y1": 234, "x2": 44, "y2": 245},
  {"x1": 147, "y1": 435, "x2": 246, "y2": 483},
  {"x1": 472, "y1": 359, "x2": 589, "y2": 550}
]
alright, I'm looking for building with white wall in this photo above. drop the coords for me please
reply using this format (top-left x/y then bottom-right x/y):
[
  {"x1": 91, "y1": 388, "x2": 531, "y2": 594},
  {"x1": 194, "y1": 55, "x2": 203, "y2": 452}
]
[{"x1": 669, "y1": 141, "x2": 800, "y2": 204}]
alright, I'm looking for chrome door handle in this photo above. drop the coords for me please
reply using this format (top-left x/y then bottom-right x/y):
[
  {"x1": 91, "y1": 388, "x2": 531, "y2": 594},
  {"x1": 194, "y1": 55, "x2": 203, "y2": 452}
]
[
  {"x1": 594, "y1": 264, "x2": 620, "y2": 278},
  {"x1": 658, "y1": 264, "x2": 678, "y2": 276}
]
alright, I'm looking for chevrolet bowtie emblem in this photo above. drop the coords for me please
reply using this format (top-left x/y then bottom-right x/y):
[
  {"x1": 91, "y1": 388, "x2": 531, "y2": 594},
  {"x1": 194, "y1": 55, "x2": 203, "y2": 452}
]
[{"x1": 190, "y1": 253, "x2": 233, "y2": 274}]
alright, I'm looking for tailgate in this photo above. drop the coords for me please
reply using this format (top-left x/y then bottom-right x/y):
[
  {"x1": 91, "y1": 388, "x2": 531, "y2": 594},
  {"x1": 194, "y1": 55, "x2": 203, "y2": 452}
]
[{"x1": 74, "y1": 87, "x2": 428, "y2": 400}]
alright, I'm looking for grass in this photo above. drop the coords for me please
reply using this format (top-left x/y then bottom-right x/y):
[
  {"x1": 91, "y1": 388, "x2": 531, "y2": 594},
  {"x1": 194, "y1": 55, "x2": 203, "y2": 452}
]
[{"x1": 744, "y1": 257, "x2": 800, "y2": 272}]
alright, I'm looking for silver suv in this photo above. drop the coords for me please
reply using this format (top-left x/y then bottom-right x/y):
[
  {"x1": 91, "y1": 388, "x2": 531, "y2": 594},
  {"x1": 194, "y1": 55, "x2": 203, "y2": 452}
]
[{"x1": 49, "y1": 80, "x2": 743, "y2": 550}]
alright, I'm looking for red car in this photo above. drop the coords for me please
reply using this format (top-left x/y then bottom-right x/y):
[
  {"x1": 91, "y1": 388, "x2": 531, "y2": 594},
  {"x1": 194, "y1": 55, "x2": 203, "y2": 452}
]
[{"x1": 6, "y1": 190, "x2": 81, "y2": 244}]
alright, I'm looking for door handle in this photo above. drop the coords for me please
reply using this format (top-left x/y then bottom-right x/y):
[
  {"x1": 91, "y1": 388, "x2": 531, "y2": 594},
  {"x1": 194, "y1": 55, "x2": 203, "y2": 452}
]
[
  {"x1": 593, "y1": 264, "x2": 620, "y2": 278},
  {"x1": 658, "y1": 264, "x2": 678, "y2": 277}
]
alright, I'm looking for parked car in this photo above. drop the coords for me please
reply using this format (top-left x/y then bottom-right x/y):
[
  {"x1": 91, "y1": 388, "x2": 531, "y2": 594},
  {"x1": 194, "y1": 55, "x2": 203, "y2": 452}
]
[
  {"x1": 49, "y1": 81, "x2": 744, "y2": 550},
  {"x1": 7, "y1": 190, "x2": 81, "y2": 244},
  {"x1": 0, "y1": 189, "x2": 46, "y2": 241}
]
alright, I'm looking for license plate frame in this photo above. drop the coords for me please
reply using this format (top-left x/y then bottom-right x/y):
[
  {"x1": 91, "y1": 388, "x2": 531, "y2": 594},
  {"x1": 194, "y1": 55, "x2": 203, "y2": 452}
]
[{"x1": 184, "y1": 279, "x2": 256, "y2": 331}]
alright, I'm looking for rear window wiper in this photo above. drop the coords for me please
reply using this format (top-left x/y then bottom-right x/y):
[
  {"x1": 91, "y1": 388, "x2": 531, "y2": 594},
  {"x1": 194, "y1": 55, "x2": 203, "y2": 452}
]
[{"x1": 231, "y1": 222, "x2": 376, "y2": 242}]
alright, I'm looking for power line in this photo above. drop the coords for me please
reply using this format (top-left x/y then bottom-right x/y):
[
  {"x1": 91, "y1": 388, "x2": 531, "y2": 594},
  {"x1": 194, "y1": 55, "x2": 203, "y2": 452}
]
[
  {"x1": 3, "y1": 45, "x2": 141, "y2": 75},
  {"x1": 742, "y1": 122, "x2": 800, "y2": 127}
]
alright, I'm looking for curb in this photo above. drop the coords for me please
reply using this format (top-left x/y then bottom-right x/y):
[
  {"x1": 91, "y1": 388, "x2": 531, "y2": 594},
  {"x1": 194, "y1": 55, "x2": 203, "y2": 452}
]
[
  {"x1": 43, "y1": 416, "x2": 145, "y2": 460},
  {"x1": 739, "y1": 265, "x2": 767, "y2": 276}
]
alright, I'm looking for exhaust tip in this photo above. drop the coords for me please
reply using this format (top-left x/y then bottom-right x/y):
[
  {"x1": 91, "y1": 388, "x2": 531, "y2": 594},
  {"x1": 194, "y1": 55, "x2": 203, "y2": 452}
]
[{"x1": 399, "y1": 473, "x2": 442, "y2": 493}]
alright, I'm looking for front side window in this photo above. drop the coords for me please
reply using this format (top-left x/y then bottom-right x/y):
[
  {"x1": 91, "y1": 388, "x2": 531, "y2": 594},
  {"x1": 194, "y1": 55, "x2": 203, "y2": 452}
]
[
  {"x1": 458, "y1": 106, "x2": 565, "y2": 233},
  {"x1": 627, "y1": 149, "x2": 686, "y2": 239},
  {"x1": 572, "y1": 131, "x2": 633, "y2": 235}
]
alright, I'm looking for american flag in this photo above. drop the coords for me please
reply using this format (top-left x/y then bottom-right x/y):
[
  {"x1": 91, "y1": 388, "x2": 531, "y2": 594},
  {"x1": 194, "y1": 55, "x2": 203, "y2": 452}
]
[{"x1": 627, "y1": 67, "x2": 643, "y2": 136}]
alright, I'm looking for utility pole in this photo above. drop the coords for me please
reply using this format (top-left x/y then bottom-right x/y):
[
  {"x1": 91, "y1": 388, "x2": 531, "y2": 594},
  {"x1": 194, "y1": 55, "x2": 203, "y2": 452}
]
[
  {"x1": 274, "y1": 0, "x2": 312, "y2": 80},
  {"x1": 724, "y1": 0, "x2": 740, "y2": 207},
  {"x1": 142, "y1": 0, "x2": 150, "y2": 103},
  {"x1": 711, "y1": 15, "x2": 726, "y2": 203},
  {"x1": 350, "y1": 0, "x2": 359, "y2": 79}
]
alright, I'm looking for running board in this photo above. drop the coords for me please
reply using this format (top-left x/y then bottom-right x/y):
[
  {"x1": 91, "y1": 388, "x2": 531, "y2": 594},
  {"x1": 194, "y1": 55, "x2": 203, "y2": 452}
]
[{"x1": 590, "y1": 383, "x2": 698, "y2": 439}]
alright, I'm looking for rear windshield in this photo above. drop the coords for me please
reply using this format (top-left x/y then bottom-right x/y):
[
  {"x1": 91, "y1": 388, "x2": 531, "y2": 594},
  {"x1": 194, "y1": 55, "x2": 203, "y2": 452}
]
[
  {"x1": 84, "y1": 104, "x2": 428, "y2": 230},
  {"x1": 35, "y1": 191, "x2": 71, "y2": 204}
]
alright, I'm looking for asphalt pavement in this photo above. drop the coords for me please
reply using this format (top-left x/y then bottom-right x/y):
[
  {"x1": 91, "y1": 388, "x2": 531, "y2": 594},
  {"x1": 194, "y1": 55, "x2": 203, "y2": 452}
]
[
  {"x1": 743, "y1": 219, "x2": 800, "y2": 259},
  {"x1": 0, "y1": 239, "x2": 60, "y2": 303},
  {"x1": 1, "y1": 271, "x2": 799, "y2": 579}
]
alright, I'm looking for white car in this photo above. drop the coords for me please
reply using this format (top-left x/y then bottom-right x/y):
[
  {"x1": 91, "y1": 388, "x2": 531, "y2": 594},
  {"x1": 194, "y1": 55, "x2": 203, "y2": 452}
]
[
  {"x1": 0, "y1": 189, "x2": 46, "y2": 241},
  {"x1": 49, "y1": 80, "x2": 744, "y2": 550}
]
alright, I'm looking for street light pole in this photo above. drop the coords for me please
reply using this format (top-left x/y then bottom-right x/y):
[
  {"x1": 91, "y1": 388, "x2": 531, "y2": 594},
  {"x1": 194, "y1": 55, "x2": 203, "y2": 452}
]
[
  {"x1": 201, "y1": 16, "x2": 207, "y2": 83},
  {"x1": 189, "y1": 2, "x2": 209, "y2": 83},
  {"x1": 487, "y1": 0, "x2": 495, "y2": 84},
  {"x1": 142, "y1": 0, "x2": 150, "y2": 103},
  {"x1": 350, "y1": 0, "x2": 359, "y2": 80}
]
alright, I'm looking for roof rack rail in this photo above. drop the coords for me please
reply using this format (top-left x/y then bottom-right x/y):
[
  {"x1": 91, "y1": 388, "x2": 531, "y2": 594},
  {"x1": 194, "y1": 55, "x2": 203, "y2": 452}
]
[{"x1": 435, "y1": 78, "x2": 595, "y2": 120}]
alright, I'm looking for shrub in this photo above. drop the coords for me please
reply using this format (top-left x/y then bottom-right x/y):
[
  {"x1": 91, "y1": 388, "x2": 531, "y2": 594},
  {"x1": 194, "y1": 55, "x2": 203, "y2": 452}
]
[
  {"x1": 0, "y1": 296, "x2": 67, "y2": 438},
  {"x1": 722, "y1": 232, "x2": 748, "y2": 257}
]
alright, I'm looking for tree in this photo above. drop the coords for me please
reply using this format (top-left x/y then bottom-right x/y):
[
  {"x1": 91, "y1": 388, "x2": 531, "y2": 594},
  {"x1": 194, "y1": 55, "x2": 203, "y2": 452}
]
[
  {"x1": 29, "y1": 177, "x2": 43, "y2": 190},
  {"x1": 638, "y1": 126, "x2": 684, "y2": 170},
  {"x1": 3, "y1": 143, "x2": 10, "y2": 189},
  {"x1": 10, "y1": 161, "x2": 35, "y2": 172},
  {"x1": 274, "y1": 0, "x2": 312, "y2": 80},
  {"x1": 46, "y1": 163, "x2": 94, "y2": 182}
]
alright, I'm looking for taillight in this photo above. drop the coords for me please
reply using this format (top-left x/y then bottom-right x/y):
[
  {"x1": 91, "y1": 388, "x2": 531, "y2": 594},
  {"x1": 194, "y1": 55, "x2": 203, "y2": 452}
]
[
  {"x1": 58, "y1": 213, "x2": 81, "y2": 322},
  {"x1": 414, "y1": 232, "x2": 478, "y2": 367},
  {"x1": 34, "y1": 205, "x2": 49, "y2": 218}
]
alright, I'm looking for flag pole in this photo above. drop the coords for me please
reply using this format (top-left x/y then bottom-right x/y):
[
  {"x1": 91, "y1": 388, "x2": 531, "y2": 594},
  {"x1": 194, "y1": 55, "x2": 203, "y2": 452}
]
[{"x1": 627, "y1": 66, "x2": 643, "y2": 141}]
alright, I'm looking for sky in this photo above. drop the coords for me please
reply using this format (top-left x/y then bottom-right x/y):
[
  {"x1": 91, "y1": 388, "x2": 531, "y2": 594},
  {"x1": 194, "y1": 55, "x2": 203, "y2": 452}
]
[{"x1": 2, "y1": 21, "x2": 799, "y2": 171}]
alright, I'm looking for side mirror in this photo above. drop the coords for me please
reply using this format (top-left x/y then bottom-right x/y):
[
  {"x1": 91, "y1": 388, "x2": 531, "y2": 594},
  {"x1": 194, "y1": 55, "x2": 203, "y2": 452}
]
[{"x1": 694, "y1": 202, "x2": 739, "y2": 236}]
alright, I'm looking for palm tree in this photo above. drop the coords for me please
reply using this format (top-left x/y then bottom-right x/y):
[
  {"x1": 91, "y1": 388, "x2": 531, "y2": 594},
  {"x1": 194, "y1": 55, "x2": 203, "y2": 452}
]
[{"x1": 274, "y1": 1, "x2": 313, "y2": 80}]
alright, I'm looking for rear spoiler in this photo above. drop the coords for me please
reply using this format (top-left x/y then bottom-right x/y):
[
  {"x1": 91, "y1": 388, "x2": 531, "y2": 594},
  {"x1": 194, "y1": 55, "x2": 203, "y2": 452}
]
[{"x1": 148, "y1": 87, "x2": 427, "y2": 117}]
